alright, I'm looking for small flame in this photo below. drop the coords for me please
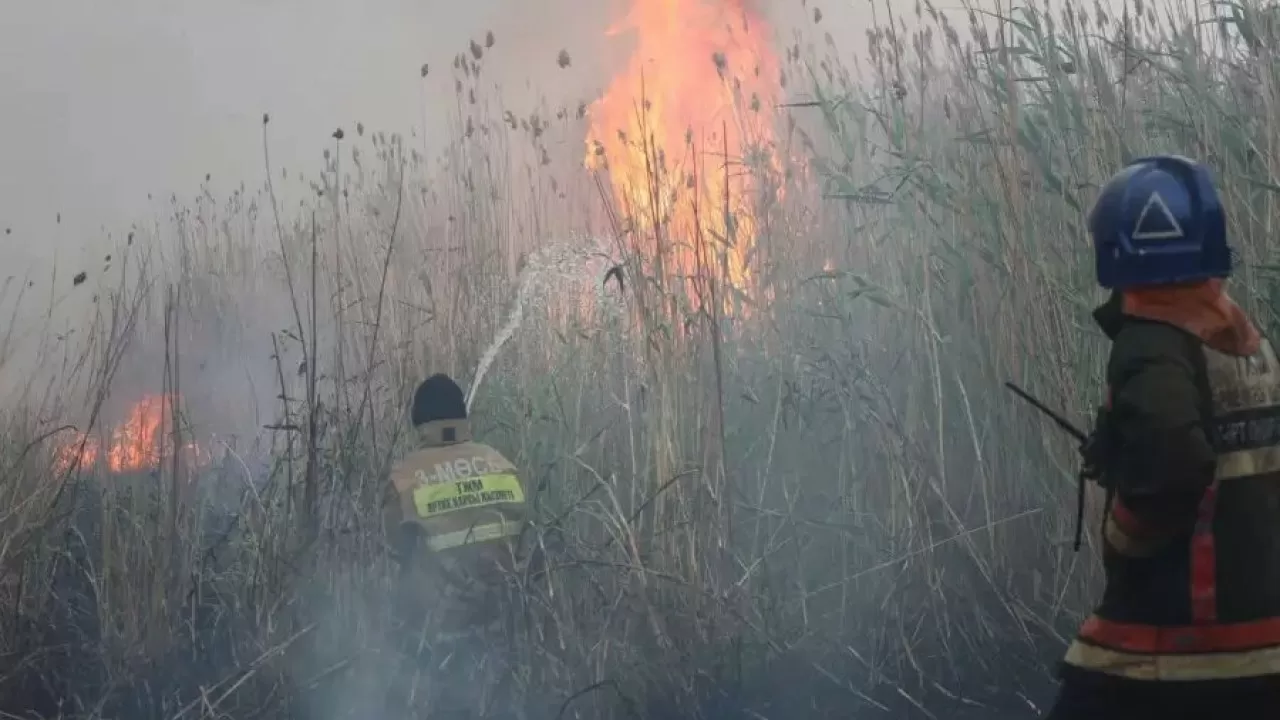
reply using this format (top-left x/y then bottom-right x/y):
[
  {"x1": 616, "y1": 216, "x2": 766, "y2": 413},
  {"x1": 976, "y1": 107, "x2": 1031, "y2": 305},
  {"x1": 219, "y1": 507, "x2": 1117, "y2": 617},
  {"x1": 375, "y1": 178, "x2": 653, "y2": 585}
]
[
  {"x1": 586, "y1": 0, "x2": 783, "y2": 315},
  {"x1": 53, "y1": 394, "x2": 205, "y2": 474}
]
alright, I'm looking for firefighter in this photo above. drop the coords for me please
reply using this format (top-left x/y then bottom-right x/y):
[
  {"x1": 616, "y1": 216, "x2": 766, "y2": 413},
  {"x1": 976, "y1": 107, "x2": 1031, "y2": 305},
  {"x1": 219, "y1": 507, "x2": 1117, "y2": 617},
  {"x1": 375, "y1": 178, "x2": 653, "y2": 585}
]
[
  {"x1": 1044, "y1": 155, "x2": 1280, "y2": 718},
  {"x1": 383, "y1": 373, "x2": 530, "y2": 715}
]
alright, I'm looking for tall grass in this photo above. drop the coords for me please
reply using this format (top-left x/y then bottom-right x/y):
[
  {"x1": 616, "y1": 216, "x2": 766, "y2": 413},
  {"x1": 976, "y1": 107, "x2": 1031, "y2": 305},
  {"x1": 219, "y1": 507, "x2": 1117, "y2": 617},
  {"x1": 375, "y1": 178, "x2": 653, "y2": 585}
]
[{"x1": 1, "y1": 1, "x2": 1276, "y2": 718}]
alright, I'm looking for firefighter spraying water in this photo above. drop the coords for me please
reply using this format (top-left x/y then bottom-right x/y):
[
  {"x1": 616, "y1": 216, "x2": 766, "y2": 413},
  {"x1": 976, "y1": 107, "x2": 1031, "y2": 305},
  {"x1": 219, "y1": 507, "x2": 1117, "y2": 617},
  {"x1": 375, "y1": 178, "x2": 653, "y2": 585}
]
[
  {"x1": 382, "y1": 374, "x2": 532, "y2": 716},
  {"x1": 1028, "y1": 155, "x2": 1280, "y2": 718}
]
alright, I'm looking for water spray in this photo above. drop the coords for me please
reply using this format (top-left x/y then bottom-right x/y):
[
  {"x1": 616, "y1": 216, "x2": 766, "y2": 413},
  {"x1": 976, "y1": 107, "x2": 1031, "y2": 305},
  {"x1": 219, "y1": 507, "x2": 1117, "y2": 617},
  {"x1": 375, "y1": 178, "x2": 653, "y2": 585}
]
[{"x1": 465, "y1": 238, "x2": 619, "y2": 412}]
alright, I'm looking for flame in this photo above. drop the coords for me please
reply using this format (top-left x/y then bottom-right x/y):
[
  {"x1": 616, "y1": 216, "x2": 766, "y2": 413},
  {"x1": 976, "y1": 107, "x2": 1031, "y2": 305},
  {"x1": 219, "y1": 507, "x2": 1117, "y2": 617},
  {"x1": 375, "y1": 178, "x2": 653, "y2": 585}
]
[
  {"x1": 53, "y1": 394, "x2": 205, "y2": 475},
  {"x1": 586, "y1": 0, "x2": 782, "y2": 314}
]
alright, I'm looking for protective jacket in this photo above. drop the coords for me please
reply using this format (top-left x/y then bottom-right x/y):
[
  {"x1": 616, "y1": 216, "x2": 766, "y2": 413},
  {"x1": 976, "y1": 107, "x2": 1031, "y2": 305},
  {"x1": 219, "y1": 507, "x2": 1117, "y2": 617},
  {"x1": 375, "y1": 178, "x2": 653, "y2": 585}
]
[
  {"x1": 384, "y1": 418, "x2": 528, "y2": 633},
  {"x1": 1063, "y1": 282, "x2": 1280, "y2": 687}
]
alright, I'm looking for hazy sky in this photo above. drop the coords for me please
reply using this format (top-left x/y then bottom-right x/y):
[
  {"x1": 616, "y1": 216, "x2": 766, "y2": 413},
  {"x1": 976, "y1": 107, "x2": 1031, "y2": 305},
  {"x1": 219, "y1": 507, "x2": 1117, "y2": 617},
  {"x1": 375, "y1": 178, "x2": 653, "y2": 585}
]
[
  {"x1": 0, "y1": 0, "x2": 630, "y2": 276},
  {"x1": 0, "y1": 0, "x2": 1145, "y2": 406},
  {"x1": 0, "y1": 0, "x2": 1063, "y2": 279}
]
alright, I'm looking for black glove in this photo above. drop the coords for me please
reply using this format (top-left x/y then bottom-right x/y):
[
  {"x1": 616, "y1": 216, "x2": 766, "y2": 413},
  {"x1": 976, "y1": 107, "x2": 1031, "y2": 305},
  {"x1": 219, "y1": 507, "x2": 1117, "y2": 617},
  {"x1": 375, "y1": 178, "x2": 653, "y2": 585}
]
[{"x1": 1078, "y1": 406, "x2": 1114, "y2": 487}]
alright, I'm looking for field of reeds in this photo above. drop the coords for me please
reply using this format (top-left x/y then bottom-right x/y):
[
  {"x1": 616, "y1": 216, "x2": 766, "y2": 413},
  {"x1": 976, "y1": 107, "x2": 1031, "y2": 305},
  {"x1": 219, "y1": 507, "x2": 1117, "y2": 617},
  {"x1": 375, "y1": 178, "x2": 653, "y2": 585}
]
[{"x1": 2, "y1": 1, "x2": 1279, "y2": 718}]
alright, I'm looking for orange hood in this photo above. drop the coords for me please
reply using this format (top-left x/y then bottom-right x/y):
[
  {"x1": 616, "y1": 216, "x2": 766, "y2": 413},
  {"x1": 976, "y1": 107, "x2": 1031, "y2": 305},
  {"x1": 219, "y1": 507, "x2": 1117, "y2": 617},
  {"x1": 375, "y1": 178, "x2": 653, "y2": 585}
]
[{"x1": 1121, "y1": 278, "x2": 1260, "y2": 357}]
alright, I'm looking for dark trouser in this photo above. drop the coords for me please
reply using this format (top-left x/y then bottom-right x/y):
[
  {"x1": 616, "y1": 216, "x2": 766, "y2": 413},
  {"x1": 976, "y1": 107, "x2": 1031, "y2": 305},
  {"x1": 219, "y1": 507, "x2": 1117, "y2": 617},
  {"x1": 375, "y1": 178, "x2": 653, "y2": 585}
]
[
  {"x1": 1046, "y1": 666, "x2": 1280, "y2": 720},
  {"x1": 385, "y1": 582, "x2": 517, "y2": 719}
]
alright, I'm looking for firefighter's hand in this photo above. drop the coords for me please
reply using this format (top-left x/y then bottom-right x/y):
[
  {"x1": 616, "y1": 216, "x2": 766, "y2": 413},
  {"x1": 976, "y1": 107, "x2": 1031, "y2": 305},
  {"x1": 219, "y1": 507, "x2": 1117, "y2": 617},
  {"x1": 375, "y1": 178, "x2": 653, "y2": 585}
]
[
  {"x1": 1077, "y1": 405, "x2": 1113, "y2": 485},
  {"x1": 1078, "y1": 433, "x2": 1105, "y2": 484}
]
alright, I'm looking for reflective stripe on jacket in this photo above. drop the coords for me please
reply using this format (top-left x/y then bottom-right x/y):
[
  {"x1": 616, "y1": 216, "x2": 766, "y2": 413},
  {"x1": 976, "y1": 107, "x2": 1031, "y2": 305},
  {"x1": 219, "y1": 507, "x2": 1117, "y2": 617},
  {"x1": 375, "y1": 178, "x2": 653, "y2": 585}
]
[
  {"x1": 1067, "y1": 296, "x2": 1280, "y2": 682},
  {"x1": 386, "y1": 419, "x2": 528, "y2": 554},
  {"x1": 383, "y1": 419, "x2": 529, "y2": 633}
]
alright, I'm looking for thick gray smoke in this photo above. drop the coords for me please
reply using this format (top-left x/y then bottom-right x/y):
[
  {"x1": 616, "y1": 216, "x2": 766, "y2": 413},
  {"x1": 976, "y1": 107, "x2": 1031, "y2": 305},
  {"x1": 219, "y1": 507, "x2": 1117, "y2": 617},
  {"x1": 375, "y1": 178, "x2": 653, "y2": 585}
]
[
  {"x1": 0, "y1": 1, "x2": 1146, "y2": 717},
  {"x1": 0, "y1": 0, "x2": 629, "y2": 393}
]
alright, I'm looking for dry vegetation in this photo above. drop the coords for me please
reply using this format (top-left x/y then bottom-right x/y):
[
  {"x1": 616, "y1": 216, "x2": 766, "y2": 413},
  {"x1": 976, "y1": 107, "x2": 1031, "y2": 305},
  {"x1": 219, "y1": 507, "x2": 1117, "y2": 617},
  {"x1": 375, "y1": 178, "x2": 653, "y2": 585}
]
[{"x1": 3, "y1": 1, "x2": 1280, "y2": 718}]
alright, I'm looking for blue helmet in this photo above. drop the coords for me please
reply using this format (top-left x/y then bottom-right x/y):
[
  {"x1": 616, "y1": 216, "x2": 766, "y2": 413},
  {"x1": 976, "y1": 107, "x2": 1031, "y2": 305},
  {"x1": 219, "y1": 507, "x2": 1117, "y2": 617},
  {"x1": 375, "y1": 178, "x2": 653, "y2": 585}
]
[{"x1": 1088, "y1": 155, "x2": 1231, "y2": 289}]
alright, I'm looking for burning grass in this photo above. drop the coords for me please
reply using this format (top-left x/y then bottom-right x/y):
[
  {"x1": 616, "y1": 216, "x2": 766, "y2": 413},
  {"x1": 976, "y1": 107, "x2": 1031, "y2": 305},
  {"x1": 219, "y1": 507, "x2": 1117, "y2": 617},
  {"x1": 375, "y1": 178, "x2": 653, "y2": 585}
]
[
  {"x1": 52, "y1": 394, "x2": 206, "y2": 475},
  {"x1": 2, "y1": 0, "x2": 1280, "y2": 718},
  {"x1": 585, "y1": 0, "x2": 783, "y2": 316}
]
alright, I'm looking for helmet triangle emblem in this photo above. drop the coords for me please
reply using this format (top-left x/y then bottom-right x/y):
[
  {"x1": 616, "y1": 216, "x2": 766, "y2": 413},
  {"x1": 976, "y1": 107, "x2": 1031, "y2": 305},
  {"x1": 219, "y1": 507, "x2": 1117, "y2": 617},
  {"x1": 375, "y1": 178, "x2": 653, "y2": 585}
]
[{"x1": 1131, "y1": 191, "x2": 1185, "y2": 241}]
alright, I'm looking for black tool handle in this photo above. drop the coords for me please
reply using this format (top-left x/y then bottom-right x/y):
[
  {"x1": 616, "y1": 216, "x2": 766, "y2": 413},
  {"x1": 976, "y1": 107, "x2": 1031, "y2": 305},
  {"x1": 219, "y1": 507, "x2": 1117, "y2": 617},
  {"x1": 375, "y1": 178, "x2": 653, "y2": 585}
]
[{"x1": 1003, "y1": 382, "x2": 1089, "y2": 444}]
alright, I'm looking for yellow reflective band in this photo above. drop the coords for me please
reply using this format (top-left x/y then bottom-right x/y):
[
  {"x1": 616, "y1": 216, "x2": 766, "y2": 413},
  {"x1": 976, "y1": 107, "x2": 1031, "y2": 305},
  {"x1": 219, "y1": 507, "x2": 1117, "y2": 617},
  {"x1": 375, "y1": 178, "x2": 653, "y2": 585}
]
[
  {"x1": 1065, "y1": 640, "x2": 1280, "y2": 681},
  {"x1": 426, "y1": 521, "x2": 523, "y2": 551},
  {"x1": 1216, "y1": 444, "x2": 1280, "y2": 481},
  {"x1": 413, "y1": 473, "x2": 524, "y2": 519}
]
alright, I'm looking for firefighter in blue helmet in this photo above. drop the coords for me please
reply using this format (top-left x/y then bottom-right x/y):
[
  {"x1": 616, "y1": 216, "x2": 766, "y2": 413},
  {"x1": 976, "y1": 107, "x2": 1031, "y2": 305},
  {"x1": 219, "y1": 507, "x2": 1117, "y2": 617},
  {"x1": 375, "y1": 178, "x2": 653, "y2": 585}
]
[{"x1": 1044, "y1": 155, "x2": 1280, "y2": 718}]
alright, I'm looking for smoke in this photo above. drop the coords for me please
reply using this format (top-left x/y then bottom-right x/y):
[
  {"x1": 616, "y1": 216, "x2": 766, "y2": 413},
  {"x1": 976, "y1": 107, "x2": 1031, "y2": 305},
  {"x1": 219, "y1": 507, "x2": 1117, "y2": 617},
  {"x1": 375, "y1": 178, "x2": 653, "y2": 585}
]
[
  {"x1": 0, "y1": 0, "x2": 631, "y2": 403},
  {"x1": 0, "y1": 1, "x2": 1147, "y2": 716}
]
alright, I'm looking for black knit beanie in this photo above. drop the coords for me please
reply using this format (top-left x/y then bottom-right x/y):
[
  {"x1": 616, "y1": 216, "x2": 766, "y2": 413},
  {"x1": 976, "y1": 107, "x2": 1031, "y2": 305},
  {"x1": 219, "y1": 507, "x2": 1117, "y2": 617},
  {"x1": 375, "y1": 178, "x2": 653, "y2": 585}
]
[{"x1": 411, "y1": 374, "x2": 467, "y2": 426}]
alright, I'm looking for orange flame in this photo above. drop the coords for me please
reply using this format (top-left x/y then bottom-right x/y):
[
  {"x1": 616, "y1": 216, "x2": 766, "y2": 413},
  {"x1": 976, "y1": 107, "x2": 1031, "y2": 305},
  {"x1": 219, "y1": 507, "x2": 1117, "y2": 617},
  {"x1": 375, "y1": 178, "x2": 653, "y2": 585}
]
[
  {"x1": 53, "y1": 394, "x2": 205, "y2": 475},
  {"x1": 586, "y1": 0, "x2": 782, "y2": 314}
]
